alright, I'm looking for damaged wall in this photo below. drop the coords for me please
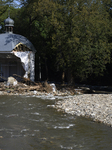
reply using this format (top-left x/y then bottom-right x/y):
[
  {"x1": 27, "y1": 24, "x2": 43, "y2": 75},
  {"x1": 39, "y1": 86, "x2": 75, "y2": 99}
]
[{"x1": 12, "y1": 51, "x2": 35, "y2": 81}]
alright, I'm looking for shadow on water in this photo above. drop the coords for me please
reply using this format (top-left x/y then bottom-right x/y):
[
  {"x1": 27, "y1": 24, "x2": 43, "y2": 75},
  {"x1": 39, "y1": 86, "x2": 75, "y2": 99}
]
[{"x1": 0, "y1": 95, "x2": 112, "y2": 150}]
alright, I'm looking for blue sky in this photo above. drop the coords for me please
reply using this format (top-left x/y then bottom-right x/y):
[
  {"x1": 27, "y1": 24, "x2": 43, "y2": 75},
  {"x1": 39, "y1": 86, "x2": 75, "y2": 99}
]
[
  {"x1": 13, "y1": 0, "x2": 21, "y2": 7},
  {"x1": 14, "y1": 0, "x2": 20, "y2": 4}
]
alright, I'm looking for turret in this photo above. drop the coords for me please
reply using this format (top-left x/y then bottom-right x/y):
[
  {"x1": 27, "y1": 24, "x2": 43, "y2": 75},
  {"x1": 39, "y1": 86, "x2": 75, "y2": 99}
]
[{"x1": 4, "y1": 17, "x2": 14, "y2": 33}]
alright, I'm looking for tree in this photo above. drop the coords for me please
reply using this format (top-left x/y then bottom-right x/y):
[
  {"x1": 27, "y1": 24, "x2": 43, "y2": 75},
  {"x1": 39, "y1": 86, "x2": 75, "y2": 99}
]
[
  {"x1": 0, "y1": 0, "x2": 14, "y2": 33},
  {"x1": 12, "y1": 0, "x2": 112, "y2": 83},
  {"x1": 51, "y1": 0, "x2": 112, "y2": 82}
]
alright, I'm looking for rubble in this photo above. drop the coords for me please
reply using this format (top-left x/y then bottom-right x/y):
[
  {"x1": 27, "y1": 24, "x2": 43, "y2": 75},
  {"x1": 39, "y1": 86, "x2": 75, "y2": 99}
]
[
  {"x1": 0, "y1": 80, "x2": 71, "y2": 96},
  {"x1": 0, "y1": 79, "x2": 106, "y2": 96},
  {"x1": 0, "y1": 81, "x2": 41, "y2": 95},
  {"x1": 0, "y1": 79, "x2": 82, "y2": 96}
]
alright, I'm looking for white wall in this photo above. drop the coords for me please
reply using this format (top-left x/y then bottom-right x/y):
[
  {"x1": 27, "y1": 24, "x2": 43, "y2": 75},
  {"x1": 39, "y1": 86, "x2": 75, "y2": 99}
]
[{"x1": 13, "y1": 51, "x2": 35, "y2": 81}]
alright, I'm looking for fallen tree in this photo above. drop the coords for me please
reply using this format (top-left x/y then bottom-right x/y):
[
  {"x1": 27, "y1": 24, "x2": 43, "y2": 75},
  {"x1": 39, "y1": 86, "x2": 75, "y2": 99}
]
[{"x1": 13, "y1": 74, "x2": 38, "y2": 85}]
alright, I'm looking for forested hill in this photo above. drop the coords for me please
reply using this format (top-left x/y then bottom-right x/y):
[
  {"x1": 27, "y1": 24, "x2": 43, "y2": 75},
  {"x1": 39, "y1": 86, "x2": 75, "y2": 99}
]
[{"x1": 1, "y1": 0, "x2": 112, "y2": 85}]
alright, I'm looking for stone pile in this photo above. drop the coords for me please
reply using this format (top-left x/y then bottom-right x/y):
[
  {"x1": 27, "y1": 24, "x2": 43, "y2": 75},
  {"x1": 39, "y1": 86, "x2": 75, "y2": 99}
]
[{"x1": 54, "y1": 94, "x2": 112, "y2": 127}]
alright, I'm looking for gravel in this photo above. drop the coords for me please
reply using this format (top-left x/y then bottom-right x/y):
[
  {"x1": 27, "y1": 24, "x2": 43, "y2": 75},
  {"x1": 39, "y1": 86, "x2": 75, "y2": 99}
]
[{"x1": 54, "y1": 94, "x2": 112, "y2": 127}]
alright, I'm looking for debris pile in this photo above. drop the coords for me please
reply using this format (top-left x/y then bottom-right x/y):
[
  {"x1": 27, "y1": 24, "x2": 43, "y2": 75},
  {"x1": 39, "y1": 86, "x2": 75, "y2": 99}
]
[
  {"x1": 0, "y1": 80, "x2": 78, "y2": 96},
  {"x1": 0, "y1": 76, "x2": 100, "y2": 95},
  {"x1": 0, "y1": 81, "x2": 40, "y2": 95}
]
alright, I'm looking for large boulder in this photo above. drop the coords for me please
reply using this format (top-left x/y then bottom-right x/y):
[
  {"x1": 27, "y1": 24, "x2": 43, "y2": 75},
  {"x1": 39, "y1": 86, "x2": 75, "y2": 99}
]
[{"x1": 7, "y1": 77, "x2": 18, "y2": 86}]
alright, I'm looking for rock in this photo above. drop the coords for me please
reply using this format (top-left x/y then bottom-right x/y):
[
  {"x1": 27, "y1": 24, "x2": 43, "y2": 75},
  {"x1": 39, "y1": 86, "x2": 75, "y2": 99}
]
[
  {"x1": 0, "y1": 91, "x2": 3, "y2": 95},
  {"x1": 7, "y1": 77, "x2": 18, "y2": 86},
  {"x1": 34, "y1": 90, "x2": 37, "y2": 94},
  {"x1": 50, "y1": 83, "x2": 56, "y2": 93}
]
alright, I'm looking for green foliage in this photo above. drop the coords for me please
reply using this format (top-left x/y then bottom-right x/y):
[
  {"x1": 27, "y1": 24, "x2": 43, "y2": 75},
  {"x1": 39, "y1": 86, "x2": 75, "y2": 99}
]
[
  {"x1": 0, "y1": 0, "x2": 14, "y2": 33},
  {"x1": 1, "y1": 0, "x2": 112, "y2": 83},
  {"x1": 50, "y1": 0, "x2": 112, "y2": 80}
]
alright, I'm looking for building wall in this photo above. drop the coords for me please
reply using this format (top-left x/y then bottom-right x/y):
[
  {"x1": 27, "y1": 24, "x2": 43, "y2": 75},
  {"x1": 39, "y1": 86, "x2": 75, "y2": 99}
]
[
  {"x1": 0, "y1": 58, "x2": 24, "y2": 80},
  {"x1": 0, "y1": 43, "x2": 36, "y2": 81},
  {"x1": 13, "y1": 51, "x2": 35, "y2": 81}
]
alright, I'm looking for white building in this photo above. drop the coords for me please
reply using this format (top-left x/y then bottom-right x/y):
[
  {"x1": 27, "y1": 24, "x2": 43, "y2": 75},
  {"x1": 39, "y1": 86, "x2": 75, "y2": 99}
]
[{"x1": 0, "y1": 16, "x2": 36, "y2": 81}]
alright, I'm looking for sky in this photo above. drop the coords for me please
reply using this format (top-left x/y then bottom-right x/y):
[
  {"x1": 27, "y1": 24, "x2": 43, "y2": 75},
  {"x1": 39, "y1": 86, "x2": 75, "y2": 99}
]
[{"x1": 13, "y1": 0, "x2": 21, "y2": 8}]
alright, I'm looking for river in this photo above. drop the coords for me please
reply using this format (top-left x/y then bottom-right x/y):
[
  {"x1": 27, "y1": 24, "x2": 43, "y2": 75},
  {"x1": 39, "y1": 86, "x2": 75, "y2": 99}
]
[{"x1": 0, "y1": 95, "x2": 112, "y2": 150}]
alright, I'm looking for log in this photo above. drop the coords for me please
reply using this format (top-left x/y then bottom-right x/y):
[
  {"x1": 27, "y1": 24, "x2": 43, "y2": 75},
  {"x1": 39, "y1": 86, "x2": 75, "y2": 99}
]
[
  {"x1": 0, "y1": 76, "x2": 7, "y2": 80},
  {"x1": 18, "y1": 86, "x2": 40, "y2": 91},
  {"x1": 13, "y1": 74, "x2": 38, "y2": 85},
  {"x1": 29, "y1": 86, "x2": 40, "y2": 91}
]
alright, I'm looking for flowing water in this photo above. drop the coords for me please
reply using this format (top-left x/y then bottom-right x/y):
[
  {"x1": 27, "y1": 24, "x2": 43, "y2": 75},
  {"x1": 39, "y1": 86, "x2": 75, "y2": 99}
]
[{"x1": 0, "y1": 95, "x2": 112, "y2": 150}]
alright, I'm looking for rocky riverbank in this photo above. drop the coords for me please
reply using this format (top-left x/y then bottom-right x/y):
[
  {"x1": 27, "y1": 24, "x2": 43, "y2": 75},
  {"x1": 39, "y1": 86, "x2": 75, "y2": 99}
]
[
  {"x1": 54, "y1": 94, "x2": 112, "y2": 127},
  {"x1": 1, "y1": 80, "x2": 112, "y2": 127}
]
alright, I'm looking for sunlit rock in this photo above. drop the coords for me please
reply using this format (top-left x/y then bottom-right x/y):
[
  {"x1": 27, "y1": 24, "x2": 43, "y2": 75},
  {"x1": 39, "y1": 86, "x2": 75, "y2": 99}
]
[{"x1": 7, "y1": 77, "x2": 18, "y2": 86}]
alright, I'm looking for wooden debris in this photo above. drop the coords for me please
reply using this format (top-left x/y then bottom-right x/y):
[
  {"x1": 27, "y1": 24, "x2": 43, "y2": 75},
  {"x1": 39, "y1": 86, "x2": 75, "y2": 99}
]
[
  {"x1": 13, "y1": 74, "x2": 38, "y2": 85},
  {"x1": 18, "y1": 86, "x2": 40, "y2": 91},
  {"x1": 0, "y1": 75, "x2": 7, "y2": 81},
  {"x1": 43, "y1": 81, "x2": 53, "y2": 93},
  {"x1": 0, "y1": 79, "x2": 56, "y2": 94}
]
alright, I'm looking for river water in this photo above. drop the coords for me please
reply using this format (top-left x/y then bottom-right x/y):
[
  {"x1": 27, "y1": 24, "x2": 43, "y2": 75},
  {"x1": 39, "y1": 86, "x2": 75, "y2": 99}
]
[{"x1": 0, "y1": 95, "x2": 112, "y2": 150}]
